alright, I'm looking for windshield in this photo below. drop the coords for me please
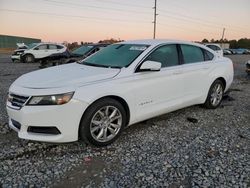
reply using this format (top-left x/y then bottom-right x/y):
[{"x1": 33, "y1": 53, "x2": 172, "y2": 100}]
[
  {"x1": 80, "y1": 44, "x2": 149, "y2": 68},
  {"x1": 27, "y1": 43, "x2": 38, "y2": 49},
  {"x1": 72, "y1": 45, "x2": 94, "y2": 55}
]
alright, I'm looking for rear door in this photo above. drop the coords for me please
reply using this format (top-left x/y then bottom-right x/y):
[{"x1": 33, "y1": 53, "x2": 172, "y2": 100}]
[
  {"x1": 32, "y1": 44, "x2": 48, "y2": 59},
  {"x1": 48, "y1": 44, "x2": 60, "y2": 56},
  {"x1": 178, "y1": 44, "x2": 214, "y2": 104}
]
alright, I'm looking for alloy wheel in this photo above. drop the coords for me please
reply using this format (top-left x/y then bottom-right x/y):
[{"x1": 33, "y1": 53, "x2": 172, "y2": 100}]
[
  {"x1": 210, "y1": 83, "x2": 223, "y2": 106},
  {"x1": 90, "y1": 106, "x2": 122, "y2": 143}
]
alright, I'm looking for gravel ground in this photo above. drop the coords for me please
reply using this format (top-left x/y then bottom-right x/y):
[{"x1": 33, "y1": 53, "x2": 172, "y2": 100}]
[{"x1": 0, "y1": 55, "x2": 249, "y2": 187}]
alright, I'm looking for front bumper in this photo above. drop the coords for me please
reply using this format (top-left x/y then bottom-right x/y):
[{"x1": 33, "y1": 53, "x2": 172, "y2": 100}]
[
  {"x1": 11, "y1": 55, "x2": 21, "y2": 61},
  {"x1": 6, "y1": 99, "x2": 89, "y2": 143}
]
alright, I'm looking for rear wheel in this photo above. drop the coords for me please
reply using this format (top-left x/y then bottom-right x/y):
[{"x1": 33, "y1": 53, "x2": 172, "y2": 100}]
[
  {"x1": 204, "y1": 80, "x2": 224, "y2": 109},
  {"x1": 24, "y1": 54, "x2": 34, "y2": 63},
  {"x1": 79, "y1": 98, "x2": 126, "y2": 147}
]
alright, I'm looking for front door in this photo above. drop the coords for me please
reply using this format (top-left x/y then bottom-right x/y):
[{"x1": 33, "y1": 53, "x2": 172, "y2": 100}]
[{"x1": 133, "y1": 44, "x2": 184, "y2": 121}]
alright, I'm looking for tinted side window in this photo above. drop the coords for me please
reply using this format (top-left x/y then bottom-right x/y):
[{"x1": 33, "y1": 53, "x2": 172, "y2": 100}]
[
  {"x1": 203, "y1": 49, "x2": 214, "y2": 61},
  {"x1": 89, "y1": 48, "x2": 99, "y2": 55},
  {"x1": 207, "y1": 45, "x2": 220, "y2": 51},
  {"x1": 37, "y1": 45, "x2": 47, "y2": 50},
  {"x1": 145, "y1": 44, "x2": 179, "y2": 67},
  {"x1": 181, "y1": 44, "x2": 204, "y2": 64},
  {"x1": 48, "y1": 44, "x2": 57, "y2": 50},
  {"x1": 57, "y1": 45, "x2": 64, "y2": 49}
]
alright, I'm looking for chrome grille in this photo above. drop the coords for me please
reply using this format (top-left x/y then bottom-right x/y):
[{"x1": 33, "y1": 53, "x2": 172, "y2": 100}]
[{"x1": 8, "y1": 93, "x2": 29, "y2": 109}]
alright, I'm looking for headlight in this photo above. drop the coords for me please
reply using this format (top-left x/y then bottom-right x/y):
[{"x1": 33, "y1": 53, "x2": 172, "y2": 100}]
[{"x1": 27, "y1": 92, "x2": 74, "y2": 105}]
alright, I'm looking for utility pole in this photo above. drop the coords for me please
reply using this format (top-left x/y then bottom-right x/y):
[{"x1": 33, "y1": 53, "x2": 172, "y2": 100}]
[
  {"x1": 221, "y1": 28, "x2": 225, "y2": 41},
  {"x1": 221, "y1": 28, "x2": 225, "y2": 49},
  {"x1": 153, "y1": 0, "x2": 158, "y2": 39}
]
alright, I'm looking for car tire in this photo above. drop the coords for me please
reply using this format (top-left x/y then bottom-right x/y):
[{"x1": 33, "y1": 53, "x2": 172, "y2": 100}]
[
  {"x1": 79, "y1": 98, "x2": 126, "y2": 147},
  {"x1": 204, "y1": 79, "x2": 224, "y2": 109},
  {"x1": 24, "y1": 54, "x2": 35, "y2": 63},
  {"x1": 13, "y1": 59, "x2": 20, "y2": 63}
]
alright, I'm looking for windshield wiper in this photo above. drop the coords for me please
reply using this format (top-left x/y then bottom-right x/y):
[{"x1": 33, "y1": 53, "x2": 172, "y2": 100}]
[
  {"x1": 80, "y1": 61, "x2": 121, "y2": 69},
  {"x1": 83, "y1": 62, "x2": 109, "y2": 68}
]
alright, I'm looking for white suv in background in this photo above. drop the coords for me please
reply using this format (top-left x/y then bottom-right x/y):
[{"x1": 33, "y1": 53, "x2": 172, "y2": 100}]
[
  {"x1": 205, "y1": 43, "x2": 223, "y2": 57},
  {"x1": 20, "y1": 43, "x2": 68, "y2": 63}
]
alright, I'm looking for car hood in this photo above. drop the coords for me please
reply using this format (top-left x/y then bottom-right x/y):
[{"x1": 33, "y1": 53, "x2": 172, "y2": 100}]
[
  {"x1": 14, "y1": 63, "x2": 120, "y2": 89},
  {"x1": 13, "y1": 49, "x2": 25, "y2": 55}
]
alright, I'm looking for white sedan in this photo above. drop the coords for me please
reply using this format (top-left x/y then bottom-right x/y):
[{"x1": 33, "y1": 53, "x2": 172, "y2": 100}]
[
  {"x1": 204, "y1": 43, "x2": 223, "y2": 57},
  {"x1": 6, "y1": 40, "x2": 234, "y2": 146}
]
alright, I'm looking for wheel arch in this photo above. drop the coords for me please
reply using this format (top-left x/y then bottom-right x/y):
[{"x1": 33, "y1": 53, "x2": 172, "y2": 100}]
[
  {"x1": 22, "y1": 53, "x2": 35, "y2": 62},
  {"x1": 23, "y1": 53, "x2": 34, "y2": 57},
  {"x1": 215, "y1": 77, "x2": 226, "y2": 90},
  {"x1": 78, "y1": 95, "x2": 131, "y2": 138}
]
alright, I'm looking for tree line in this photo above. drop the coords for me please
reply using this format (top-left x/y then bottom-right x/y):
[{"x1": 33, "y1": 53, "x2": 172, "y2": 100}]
[
  {"x1": 64, "y1": 38, "x2": 250, "y2": 50},
  {"x1": 63, "y1": 38, "x2": 123, "y2": 50},
  {"x1": 201, "y1": 38, "x2": 250, "y2": 49}
]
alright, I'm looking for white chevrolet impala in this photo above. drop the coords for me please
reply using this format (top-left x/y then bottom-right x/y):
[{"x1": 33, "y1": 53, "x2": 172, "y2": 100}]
[{"x1": 6, "y1": 40, "x2": 234, "y2": 146}]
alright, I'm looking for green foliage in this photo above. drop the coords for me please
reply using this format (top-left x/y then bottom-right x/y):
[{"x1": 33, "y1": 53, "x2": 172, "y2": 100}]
[{"x1": 202, "y1": 39, "x2": 209, "y2": 43}]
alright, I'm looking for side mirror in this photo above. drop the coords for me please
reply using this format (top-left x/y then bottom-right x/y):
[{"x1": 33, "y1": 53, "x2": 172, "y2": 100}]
[
  {"x1": 34, "y1": 47, "x2": 39, "y2": 50},
  {"x1": 140, "y1": 60, "x2": 161, "y2": 71}
]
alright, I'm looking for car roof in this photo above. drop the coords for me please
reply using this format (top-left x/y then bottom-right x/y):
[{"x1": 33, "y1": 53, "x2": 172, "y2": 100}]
[
  {"x1": 118, "y1": 39, "x2": 217, "y2": 57},
  {"x1": 204, "y1": 43, "x2": 221, "y2": 47},
  {"x1": 36, "y1": 42, "x2": 64, "y2": 46},
  {"x1": 81, "y1": 43, "x2": 110, "y2": 46},
  {"x1": 119, "y1": 39, "x2": 205, "y2": 47}
]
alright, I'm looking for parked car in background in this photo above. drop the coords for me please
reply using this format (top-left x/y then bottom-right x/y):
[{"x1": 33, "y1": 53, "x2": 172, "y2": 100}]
[
  {"x1": 228, "y1": 49, "x2": 237, "y2": 54},
  {"x1": 204, "y1": 43, "x2": 223, "y2": 56},
  {"x1": 66, "y1": 43, "x2": 110, "y2": 63},
  {"x1": 223, "y1": 49, "x2": 232, "y2": 55},
  {"x1": 235, "y1": 48, "x2": 250, "y2": 55},
  {"x1": 229, "y1": 48, "x2": 250, "y2": 55},
  {"x1": 6, "y1": 39, "x2": 234, "y2": 146},
  {"x1": 246, "y1": 60, "x2": 250, "y2": 75},
  {"x1": 19, "y1": 43, "x2": 68, "y2": 63}
]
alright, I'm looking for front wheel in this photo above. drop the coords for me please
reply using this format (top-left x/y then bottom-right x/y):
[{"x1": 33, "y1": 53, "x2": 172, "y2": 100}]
[
  {"x1": 24, "y1": 54, "x2": 35, "y2": 63},
  {"x1": 79, "y1": 98, "x2": 126, "y2": 147},
  {"x1": 204, "y1": 80, "x2": 224, "y2": 109}
]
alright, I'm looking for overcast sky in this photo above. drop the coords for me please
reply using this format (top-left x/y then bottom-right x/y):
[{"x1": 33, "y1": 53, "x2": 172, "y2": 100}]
[{"x1": 0, "y1": 0, "x2": 249, "y2": 43}]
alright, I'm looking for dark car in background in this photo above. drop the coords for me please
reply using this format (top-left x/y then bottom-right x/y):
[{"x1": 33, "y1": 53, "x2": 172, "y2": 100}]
[
  {"x1": 229, "y1": 48, "x2": 250, "y2": 55},
  {"x1": 66, "y1": 43, "x2": 110, "y2": 63}
]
